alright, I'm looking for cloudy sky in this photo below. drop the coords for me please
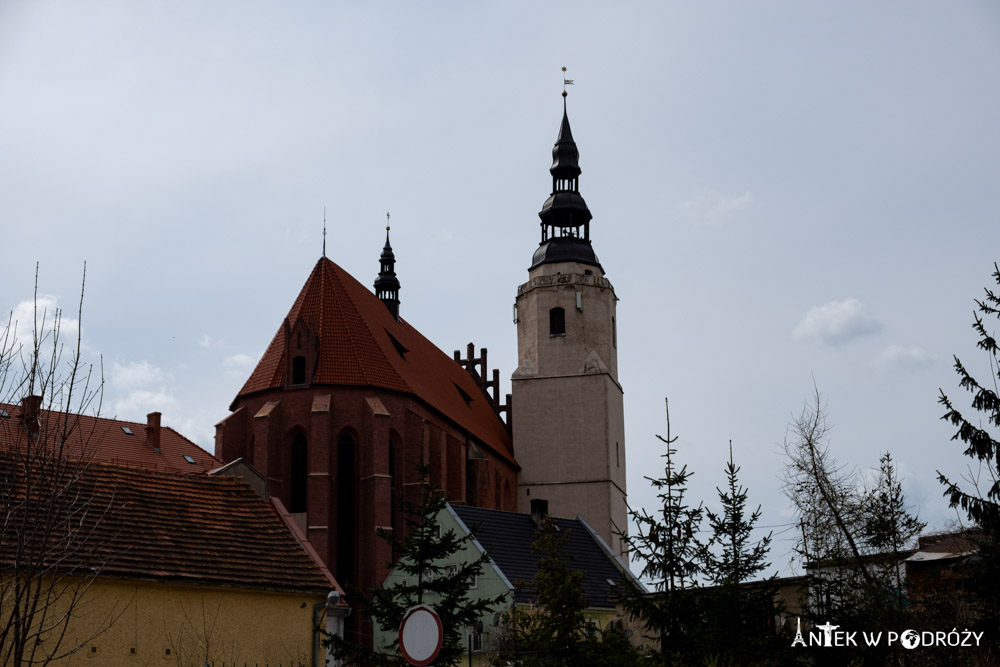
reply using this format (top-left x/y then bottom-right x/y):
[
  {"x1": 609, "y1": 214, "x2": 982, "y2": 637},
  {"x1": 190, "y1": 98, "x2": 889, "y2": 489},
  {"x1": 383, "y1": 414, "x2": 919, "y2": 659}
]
[{"x1": 2, "y1": 1, "x2": 998, "y2": 576}]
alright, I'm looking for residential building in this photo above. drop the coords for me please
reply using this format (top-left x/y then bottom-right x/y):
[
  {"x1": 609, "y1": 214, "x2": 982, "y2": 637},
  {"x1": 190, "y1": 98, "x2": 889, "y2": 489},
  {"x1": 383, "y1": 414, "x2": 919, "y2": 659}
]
[
  {"x1": 1, "y1": 398, "x2": 219, "y2": 473},
  {"x1": 374, "y1": 499, "x2": 641, "y2": 665},
  {"x1": 0, "y1": 452, "x2": 347, "y2": 666}
]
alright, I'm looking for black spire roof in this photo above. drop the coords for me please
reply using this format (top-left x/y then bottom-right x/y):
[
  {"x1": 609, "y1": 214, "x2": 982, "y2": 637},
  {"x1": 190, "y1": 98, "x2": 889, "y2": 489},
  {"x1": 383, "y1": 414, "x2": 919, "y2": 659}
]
[
  {"x1": 374, "y1": 227, "x2": 400, "y2": 320},
  {"x1": 530, "y1": 97, "x2": 601, "y2": 272}
]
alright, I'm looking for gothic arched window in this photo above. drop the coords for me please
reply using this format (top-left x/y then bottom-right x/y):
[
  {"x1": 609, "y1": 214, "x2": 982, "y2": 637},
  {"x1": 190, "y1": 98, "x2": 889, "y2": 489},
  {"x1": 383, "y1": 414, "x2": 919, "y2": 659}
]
[
  {"x1": 290, "y1": 433, "x2": 308, "y2": 513},
  {"x1": 336, "y1": 434, "x2": 357, "y2": 586}
]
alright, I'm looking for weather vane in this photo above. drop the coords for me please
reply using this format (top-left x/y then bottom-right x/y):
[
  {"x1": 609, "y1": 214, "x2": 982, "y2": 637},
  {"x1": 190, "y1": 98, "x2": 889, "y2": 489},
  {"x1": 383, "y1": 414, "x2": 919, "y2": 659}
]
[
  {"x1": 562, "y1": 66, "x2": 574, "y2": 98},
  {"x1": 322, "y1": 206, "x2": 327, "y2": 258},
  {"x1": 386, "y1": 211, "x2": 390, "y2": 232}
]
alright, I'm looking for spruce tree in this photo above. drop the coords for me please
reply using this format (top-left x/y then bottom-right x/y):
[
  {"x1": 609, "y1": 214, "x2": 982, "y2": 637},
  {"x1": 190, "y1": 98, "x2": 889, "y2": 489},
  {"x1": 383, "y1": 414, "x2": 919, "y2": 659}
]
[
  {"x1": 861, "y1": 452, "x2": 924, "y2": 609},
  {"x1": 619, "y1": 398, "x2": 703, "y2": 666},
  {"x1": 936, "y1": 261, "x2": 1000, "y2": 646},
  {"x1": 938, "y1": 262, "x2": 1000, "y2": 532},
  {"x1": 495, "y1": 524, "x2": 587, "y2": 666},
  {"x1": 701, "y1": 441, "x2": 783, "y2": 665},
  {"x1": 493, "y1": 521, "x2": 646, "y2": 667},
  {"x1": 324, "y1": 463, "x2": 506, "y2": 666}
]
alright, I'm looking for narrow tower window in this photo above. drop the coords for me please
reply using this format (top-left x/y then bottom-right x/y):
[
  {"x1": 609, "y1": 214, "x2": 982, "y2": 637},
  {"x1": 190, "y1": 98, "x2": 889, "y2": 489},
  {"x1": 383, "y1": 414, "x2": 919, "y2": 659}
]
[
  {"x1": 290, "y1": 434, "x2": 308, "y2": 513},
  {"x1": 549, "y1": 307, "x2": 566, "y2": 336},
  {"x1": 292, "y1": 355, "x2": 306, "y2": 384}
]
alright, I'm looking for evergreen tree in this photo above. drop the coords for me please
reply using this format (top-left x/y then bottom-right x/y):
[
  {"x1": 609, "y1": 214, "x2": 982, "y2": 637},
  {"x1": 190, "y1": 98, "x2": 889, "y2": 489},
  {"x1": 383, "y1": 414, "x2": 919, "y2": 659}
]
[
  {"x1": 494, "y1": 524, "x2": 587, "y2": 666},
  {"x1": 938, "y1": 262, "x2": 1000, "y2": 532},
  {"x1": 492, "y1": 521, "x2": 645, "y2": 667},
  {"x1": 324, "y1": 464, "x2": 506, "y2": 666},
  {"x1": 701, "y1": 441, "x2": 785, "y2": 666},
  {"x1": 936, "y1": 261, "x2": 1000, "y2": 648},
  {"x1": 861, "y1": 452, "x2": 924, "y2": 611},
  {"x1": 619, "y1": 398, "x2": 703, "y2": 666}
]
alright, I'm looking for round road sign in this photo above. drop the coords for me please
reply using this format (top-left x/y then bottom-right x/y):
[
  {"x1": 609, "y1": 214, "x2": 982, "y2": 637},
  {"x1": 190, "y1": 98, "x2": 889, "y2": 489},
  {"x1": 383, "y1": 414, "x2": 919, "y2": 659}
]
[{"x1": 398, "y1": 604, "x2": 443, "y2": 666}]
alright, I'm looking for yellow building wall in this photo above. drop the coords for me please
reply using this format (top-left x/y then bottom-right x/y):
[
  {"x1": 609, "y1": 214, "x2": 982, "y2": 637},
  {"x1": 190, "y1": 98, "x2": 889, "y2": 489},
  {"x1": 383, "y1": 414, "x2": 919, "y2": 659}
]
[{"x1": 27, "y1": 577, "x2": 325, "y2": 667}]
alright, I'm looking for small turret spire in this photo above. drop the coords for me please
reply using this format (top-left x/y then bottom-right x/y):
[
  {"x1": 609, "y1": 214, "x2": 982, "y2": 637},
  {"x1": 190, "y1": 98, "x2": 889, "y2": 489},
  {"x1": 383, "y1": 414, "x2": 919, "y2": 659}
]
[{"x1": 374, "y1": 212, "x2": 401, "y2": 320}]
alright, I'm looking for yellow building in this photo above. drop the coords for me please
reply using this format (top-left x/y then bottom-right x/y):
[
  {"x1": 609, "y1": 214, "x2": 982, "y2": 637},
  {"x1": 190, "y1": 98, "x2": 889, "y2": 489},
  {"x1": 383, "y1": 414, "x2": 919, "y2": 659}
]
[{"x1": 0, "y1": 452, "x2": 348, "y2": 667}]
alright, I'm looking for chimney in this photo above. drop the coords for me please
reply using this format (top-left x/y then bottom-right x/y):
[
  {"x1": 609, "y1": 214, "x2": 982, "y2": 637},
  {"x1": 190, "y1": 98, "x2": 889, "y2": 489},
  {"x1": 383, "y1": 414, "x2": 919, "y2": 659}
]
[
  {"x1": 530, "y1": 498, "x2": 549, "y2": 529},
  {"x1": 145, "y1": 412, "x2": 161, "y2": 453},
  {"x1": 20, "y1": 395, "x2": 42, "y2": 437}
]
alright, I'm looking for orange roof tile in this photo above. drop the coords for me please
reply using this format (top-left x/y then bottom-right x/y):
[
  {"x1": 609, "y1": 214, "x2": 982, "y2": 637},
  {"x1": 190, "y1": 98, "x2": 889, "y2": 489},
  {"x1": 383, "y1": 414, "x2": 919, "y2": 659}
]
[
  {"x1": 0, "y1": 455, "x2": 339, "y2": 595},
  {"x1": 236, "y1": 258, "x2": 515, "y2": 464},
  {"x1": 0, "y1": 404, "x2": 220, "y2": 473}
]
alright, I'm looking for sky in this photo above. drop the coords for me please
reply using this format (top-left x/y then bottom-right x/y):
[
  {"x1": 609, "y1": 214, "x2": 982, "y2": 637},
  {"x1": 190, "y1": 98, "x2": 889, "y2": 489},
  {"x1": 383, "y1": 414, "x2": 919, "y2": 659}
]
[{"x1": 2, "y1": 1, "x2": 999, "y2": 577}]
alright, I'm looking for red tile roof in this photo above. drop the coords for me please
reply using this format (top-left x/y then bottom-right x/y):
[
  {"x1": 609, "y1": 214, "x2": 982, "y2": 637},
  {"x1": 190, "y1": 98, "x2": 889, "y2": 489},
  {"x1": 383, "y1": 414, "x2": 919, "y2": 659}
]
[
  {"x1": 0, "y1": 404, "x2": 220, "y2": 473},
  {"x1": 0, "y1": 454, "x2": 339, "y2": 595},
  {"x1": 236, "y1": 258, "x2": 515, "y2": 464}
]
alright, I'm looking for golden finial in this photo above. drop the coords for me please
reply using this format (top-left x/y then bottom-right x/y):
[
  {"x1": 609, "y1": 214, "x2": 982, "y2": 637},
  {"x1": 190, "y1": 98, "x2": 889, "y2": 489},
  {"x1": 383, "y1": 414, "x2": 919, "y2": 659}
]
[{"x1": 562, "y1": 66, "x2": 574, "y2": 97}]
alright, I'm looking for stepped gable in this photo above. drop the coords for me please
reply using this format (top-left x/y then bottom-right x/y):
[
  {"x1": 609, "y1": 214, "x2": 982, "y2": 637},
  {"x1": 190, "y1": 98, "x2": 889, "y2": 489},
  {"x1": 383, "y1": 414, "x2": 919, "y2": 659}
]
[
  {"x1": 0, "y1": 404, "x2": 219, "y2": 474},
  {"x1": 0, "y1": 456, "x2": 338, "y2": 595},
  {"x1": 237, "y1": 257, "x2": 514, "y2": 463}
]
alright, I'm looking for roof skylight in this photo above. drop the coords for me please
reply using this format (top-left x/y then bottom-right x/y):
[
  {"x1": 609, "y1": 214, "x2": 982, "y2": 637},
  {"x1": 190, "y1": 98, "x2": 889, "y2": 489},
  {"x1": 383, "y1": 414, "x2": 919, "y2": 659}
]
[
  {"x1": 183, "y1": 455, "x2": 196, "y2": 464},
  {"x1": 121, "y1": 426, "x2": 134, "y2": 436},
  {"x1": 0, "y1": 409, "x2": 9, "y2": 418}
]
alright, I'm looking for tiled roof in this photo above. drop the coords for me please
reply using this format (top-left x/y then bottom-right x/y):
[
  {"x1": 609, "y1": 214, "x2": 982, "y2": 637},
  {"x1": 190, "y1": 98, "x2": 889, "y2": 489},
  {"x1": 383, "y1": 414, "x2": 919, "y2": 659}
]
[
  {"x1": 452, "y1": 505, "x2": 634, "y2": 608},
  {"x1": 0, "y1": 455, "x2": 339, "y2": 595},
  {"x1": 236, "y1": 257, "x2": 514, "y2": 464},
  {"x1": 0, "y1": 404, "x2": 220, "y2": 473}
]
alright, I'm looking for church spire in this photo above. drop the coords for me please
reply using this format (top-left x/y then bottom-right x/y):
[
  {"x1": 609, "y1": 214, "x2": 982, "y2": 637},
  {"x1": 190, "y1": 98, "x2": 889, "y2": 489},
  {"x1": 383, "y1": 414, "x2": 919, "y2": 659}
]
[
  {"x1": 374, "y1": 213, "x2": 401, "y2": 320},
  {"x1": 530, "y1": 85, "x2": 600, "y2": 272},
  {"x1": 550, "y1": 97, "x2": 581, "y2": 187}
]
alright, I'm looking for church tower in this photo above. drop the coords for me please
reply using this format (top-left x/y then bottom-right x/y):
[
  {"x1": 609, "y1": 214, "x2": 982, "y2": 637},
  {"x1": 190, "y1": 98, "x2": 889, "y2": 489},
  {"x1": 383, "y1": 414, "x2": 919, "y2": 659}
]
[{"x1": 512, "y1": 96, "x2": 627, "y2": 557}]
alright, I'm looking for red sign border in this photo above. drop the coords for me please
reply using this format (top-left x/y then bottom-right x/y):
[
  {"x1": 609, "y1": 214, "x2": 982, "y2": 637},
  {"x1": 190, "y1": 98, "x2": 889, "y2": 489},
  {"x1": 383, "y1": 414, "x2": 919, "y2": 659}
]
[{"x1": 398, "y1": 604, "x2": 444, "y2": 666}]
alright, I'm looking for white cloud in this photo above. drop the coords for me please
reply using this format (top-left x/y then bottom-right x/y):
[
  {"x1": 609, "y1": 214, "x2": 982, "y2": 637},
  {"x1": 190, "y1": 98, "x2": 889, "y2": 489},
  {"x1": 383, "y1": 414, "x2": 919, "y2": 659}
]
[
  {"x1": 792, "y1": 298, "x2": 882, "y2": 346},
  {"x1": 112, "y1": 388, "x2": 180, "y2": 422},
  {"x1": 222, "y1": 353, "x2": 258, "y2": 376},
  {"x1": 877, "y1": 344, "x2": 933, "y2": 375},
  {"x1": 108, "y1": 360, "x2": 177, "y2": 421},
  {"x1": 8, "y1": 295, "x2": 81, "y2": 357},
  {"x1": 111, "y1": 360, "x2": 167, "y2": 390},
  {"x1": 678, "y1": 190, "x2": 753, "y2": 224},
  {"x1": 199, "y1": 334, "x2": 223, "y2": 348}
]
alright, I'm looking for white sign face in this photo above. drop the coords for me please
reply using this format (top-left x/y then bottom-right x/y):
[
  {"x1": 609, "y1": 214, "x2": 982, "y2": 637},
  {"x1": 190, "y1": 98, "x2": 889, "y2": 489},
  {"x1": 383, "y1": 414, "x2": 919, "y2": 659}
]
[{"x1": 398, "y1": 605, "x2": 443, "y2": 666}]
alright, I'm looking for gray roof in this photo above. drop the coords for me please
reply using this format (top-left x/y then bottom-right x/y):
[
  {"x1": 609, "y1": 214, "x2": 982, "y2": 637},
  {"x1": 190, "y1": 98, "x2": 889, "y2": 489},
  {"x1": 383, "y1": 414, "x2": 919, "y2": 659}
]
[{"x1": 451, "y1": 505, "x2": 634, "y2": 608}]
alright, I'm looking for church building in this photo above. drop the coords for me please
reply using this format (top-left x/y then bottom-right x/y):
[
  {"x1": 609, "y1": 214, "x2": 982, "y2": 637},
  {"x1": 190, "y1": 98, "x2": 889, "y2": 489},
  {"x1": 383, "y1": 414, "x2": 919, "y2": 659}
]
[{"x1": 214, "y1": 96, "x2": 627, "y2": 611}]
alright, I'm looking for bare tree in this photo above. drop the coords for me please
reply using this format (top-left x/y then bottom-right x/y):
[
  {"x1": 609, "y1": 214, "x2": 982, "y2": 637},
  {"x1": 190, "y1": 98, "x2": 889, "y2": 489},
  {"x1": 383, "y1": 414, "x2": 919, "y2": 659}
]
[
  {"x1": 0, "y1": 266, "x2": 125, "y2": 665},
  {"x1": 782, "y1": 389, "x2": 924, "y2": 664}
]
